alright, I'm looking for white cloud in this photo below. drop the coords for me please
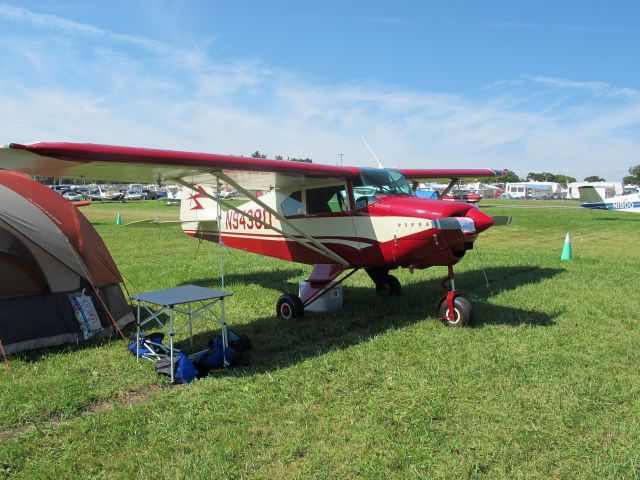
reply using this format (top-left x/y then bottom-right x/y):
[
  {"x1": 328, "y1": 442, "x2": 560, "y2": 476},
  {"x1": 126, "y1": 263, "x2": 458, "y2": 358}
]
[
  {"x1": 0, "y1": 4, "x2": 173, "y2": 53},
  {"x1": 0, "y1": 4, "x2": 639, "y2": 180},
  {"x1": 527, "y1": 75, "x2": 640, "y2": 100}
]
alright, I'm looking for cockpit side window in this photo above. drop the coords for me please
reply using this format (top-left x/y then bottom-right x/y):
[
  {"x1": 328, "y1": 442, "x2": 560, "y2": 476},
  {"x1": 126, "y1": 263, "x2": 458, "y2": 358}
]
[{"x1": 306, "y1": 185, "x2": 349, "y2": 214}]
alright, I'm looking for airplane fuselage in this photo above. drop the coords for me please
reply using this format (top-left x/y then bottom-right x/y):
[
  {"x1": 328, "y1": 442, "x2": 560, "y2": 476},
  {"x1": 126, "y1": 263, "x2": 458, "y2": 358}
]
[
  {"x1": 581, "y1": 193, "x2": 640, "y2": 213},
  {"x1": 181, "y1": 184, "x2": 494, "y2": 270}
]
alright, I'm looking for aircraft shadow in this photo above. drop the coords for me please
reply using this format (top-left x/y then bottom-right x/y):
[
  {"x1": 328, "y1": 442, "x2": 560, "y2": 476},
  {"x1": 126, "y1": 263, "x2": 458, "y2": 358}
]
[
  {"x1": 592, "y1": 217, "x2": 640, "y2": 222},
  {"x1": 12, "y1": 266, "x2": 562, "y2": 367},
  {"x1": 186, "y1": 267, "x2": 306, "y2": 291},
  {"x1": 179, "y1": 265, "x2": 564, "y2": 374}
]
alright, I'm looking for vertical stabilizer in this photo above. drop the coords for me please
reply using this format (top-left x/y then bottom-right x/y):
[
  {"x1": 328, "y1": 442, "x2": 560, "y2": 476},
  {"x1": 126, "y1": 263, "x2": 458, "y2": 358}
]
[
  {"x1": 180, "y1": 184, "x2": 223, "y2": 242},
  {"x1": 578, "y1": 186, "x2": 605, "y2": 204}
]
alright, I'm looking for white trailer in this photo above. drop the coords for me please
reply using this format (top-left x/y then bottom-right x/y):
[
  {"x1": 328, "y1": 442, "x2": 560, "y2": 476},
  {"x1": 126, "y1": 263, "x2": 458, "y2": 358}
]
[
  {"x1": 505, "y1": 181, "x2": 561, "y2": 199},
  {"x1": 567, "y1": 181, "x2": 623, "y2": 200}
]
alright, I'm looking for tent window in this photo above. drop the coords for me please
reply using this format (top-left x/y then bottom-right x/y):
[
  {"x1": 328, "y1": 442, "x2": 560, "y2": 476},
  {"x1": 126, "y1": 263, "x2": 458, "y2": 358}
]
[
  {"x1": 0, "y1": 252, "x2": 48, "y2": 299},
  {"x1": 0, "y1": 226, "x2": 45, "y2": 279}
]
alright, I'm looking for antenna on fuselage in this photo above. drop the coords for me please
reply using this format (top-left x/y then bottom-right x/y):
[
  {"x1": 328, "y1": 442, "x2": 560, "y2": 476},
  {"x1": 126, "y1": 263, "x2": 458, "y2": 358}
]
[{"x1": 361, "y1": 137, "x2": 384, "y2": 169}]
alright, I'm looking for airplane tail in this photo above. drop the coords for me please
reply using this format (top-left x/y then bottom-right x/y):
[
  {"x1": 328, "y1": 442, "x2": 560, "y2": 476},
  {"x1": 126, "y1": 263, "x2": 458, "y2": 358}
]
[
  {"x1": 578, "y1": 186, "x2": 604, "y2": 204},
  {"x1": 179, "y1": 184, "x2": 224, "y2": 242}
]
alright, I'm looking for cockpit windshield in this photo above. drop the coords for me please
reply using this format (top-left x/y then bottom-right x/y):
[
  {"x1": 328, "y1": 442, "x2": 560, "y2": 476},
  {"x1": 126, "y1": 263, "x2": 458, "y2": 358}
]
[{"x1": 353, "y1": 168, "x2": 414, "y2": 208}]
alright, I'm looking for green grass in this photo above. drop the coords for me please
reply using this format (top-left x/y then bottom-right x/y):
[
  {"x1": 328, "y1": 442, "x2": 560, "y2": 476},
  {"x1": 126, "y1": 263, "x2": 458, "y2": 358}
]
[{"x1": 1, "y1": 200, "x2": 640, "y2": 479}]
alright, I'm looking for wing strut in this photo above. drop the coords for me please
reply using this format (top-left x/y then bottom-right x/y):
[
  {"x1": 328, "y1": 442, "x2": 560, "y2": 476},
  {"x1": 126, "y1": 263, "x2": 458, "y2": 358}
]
[
  {"x1": 439, "y1": 178, "x2": 460, "y2": 199},
  {"x1": 176, "y1": 177, "x2": 350, "y2": 267}
]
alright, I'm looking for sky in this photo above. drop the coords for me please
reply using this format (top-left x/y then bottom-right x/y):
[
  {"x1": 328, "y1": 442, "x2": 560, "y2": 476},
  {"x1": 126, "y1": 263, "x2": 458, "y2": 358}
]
[{"x1": 1, "y1": 1, "x2": 639, "y2": 180}]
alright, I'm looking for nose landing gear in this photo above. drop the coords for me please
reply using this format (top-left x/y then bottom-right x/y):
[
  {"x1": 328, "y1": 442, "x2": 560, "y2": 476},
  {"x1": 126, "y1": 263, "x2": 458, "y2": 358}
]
[{"x1": 437, "y1": 265, "x2": 473, "y2": 327}]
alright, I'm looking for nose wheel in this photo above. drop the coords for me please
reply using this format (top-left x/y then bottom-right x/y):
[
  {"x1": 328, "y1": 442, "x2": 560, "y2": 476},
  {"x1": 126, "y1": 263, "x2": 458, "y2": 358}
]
[{"x1": 437, "y1": 265, "x2": 473, "y2": 327}]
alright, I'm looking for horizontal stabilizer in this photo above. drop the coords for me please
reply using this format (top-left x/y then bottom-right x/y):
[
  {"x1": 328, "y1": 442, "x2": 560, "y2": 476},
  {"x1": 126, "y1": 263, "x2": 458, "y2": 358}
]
[{"x1": 124, "y1": 219, "x2": 186, "y2": 227}]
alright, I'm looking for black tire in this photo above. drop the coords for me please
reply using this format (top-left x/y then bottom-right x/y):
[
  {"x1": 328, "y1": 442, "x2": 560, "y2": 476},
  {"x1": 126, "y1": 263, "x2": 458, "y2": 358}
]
[
  {"x1": 438, "y1": 296, "x2": 473, "y2": 327},
  {"x1": 276, "y1": 293, "x2": 304, "y2": 319},
  {"x1": 376, "y1": 274, "x2": 401, "y2": 296}
]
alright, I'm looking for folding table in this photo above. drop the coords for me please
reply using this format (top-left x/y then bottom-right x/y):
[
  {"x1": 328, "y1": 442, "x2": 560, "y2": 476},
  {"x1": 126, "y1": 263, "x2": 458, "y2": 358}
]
[{"x1": 130, "y1": 284, "x2": 232, "y2": 382}]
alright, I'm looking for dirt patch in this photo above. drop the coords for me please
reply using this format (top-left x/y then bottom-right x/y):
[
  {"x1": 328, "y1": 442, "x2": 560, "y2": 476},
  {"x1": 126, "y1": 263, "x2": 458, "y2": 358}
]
[{"x1": 0, "y1": 384, "x2": 166, "y2": 443}]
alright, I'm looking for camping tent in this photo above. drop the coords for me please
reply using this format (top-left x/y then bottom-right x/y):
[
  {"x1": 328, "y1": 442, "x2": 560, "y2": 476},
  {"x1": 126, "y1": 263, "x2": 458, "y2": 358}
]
[{"x1": 0, "y1": 171, "x2": 133, "y2": 354}]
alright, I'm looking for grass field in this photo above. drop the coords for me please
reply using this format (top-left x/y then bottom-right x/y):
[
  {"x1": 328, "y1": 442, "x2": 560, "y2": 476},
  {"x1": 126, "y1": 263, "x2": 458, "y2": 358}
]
[{"x1": 1, "y1": 199, "x2": 639, "y2": 479}]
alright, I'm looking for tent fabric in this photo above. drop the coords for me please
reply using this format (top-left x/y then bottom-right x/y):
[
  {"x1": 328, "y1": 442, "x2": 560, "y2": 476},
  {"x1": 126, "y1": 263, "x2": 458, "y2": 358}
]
[
  {"x1": 1, "y1": 216, "x2": 82, "y2": 293},
  {"x1": 0, "y1": 171, "x2": 134, "y2": 354},
  {"x1": 0, "y1": 185, "x2": 88, "y2": 282},
  {"x1": 0, "y1": 171, "x2": 122, "y2": 287}
]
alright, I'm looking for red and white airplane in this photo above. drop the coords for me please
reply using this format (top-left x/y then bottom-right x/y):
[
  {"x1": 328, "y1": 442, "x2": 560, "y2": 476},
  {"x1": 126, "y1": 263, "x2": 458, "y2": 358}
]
[{"x1": 0, "y1": 142, "x2": 507, "y2": 326}]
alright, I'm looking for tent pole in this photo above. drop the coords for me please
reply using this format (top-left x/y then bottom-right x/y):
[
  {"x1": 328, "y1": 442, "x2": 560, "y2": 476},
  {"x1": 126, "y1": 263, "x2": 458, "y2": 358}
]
[
  {"x1": 0, "y1": 338, "x2": 10, "y2": 372},
  {"x1": 216, "y1": 179, "x2": 229, "y2": 367}
]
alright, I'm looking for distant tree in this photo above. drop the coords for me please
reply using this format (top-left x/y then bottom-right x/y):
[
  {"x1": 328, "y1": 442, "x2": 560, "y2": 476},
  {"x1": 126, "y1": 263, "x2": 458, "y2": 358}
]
[
  {"x1": 554, "y1": 174, "x2": 577, "y2": 184},
  {"x1": 479, "y1": 169, "x2": 521, "y2": 184},
  {"x1": 526, "y1": 172, "x2": 575, "y2": 184},
  {"x1": 527, "y1": 172, "x2": 543, "y2": 182},
  {"x1": 584, "y1": 175, "x2": 605, "y2": 182},
  {"x1": 251, "y1": 151, "x2": 267, "y2": 159},
  {"x1": 624, "y1": 165, "x2": 640, "y2": 185},
  {"x1": 290, "y1": 157, "x2": 313, "y2": 163},
  {"x1": 275, "y1": 155, "x2": 284, "y2": 160},
  {"x1": 496, "y1": 170, "x2": 522, "y2": 183}
]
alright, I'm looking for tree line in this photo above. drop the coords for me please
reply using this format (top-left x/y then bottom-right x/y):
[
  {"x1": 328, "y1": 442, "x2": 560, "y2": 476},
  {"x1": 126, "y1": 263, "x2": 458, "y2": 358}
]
[
  {"x1": 251, "y1": 151, "x2": 312, "y2": 163},
  {"x1": 483, "y1": 166, "x2": 640, "y2": 185}
]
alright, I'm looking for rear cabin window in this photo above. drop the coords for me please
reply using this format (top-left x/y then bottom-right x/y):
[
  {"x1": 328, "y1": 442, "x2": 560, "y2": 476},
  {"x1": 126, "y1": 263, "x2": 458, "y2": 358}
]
[{"x1": 280, "y1": 191, "x2": 303, "y2": 216}]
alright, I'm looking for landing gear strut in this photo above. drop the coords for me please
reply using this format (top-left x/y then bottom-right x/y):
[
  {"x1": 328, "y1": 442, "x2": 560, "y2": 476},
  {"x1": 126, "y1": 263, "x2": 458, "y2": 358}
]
[
  {"x1": 437, "y1": 265, "x2": 473, "y2": 327},
  {"x1": 366, "y1": 268, "x2": 402, "y2": 296}
]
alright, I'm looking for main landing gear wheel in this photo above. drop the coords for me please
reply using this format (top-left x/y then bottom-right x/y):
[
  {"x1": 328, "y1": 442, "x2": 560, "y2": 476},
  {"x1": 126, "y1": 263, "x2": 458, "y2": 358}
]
[
  {"x1": 276, "y1": 293, "x2": 304, "y2": 320},
  {"x1": 376, "y1": 274, "x2": 401, "y2": 296},
  {"x1": 438, "y1": 296, "x2": 473, "y2": 327}
]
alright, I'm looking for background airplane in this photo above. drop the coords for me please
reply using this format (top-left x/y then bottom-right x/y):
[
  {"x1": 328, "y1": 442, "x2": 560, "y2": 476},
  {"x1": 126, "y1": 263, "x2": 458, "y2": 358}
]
[
  {"x1": 579, "y1": 186, "x2": 640, "y2": 213},
  {"x1": 0, "y1": 142, "x2": 507, "y2": 327}
]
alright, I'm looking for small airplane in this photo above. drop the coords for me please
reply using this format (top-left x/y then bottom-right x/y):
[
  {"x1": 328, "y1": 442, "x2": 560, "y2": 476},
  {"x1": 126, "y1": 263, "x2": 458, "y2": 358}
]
[
  {"x1": 579, "y1": 186, "x2": 640, "y2": 213},
  {"x1": 85, "y1": 184, "x2": 125, "y2": 201},
  {"x1": 0, "y1": 142, "x2": 508, "y2": 327}
]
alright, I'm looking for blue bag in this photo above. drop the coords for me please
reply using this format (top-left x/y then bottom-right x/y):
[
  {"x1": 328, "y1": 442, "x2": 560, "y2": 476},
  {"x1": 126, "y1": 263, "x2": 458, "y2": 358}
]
[
  {"x1": 174, "y1": 351, "x2": 199, "y2": 384},
  {"x1": 155, "y1": 351, "x2": 198, "y2": 384}
]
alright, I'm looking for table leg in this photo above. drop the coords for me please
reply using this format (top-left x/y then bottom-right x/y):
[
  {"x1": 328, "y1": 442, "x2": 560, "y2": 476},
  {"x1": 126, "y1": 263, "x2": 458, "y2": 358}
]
[
  {"x1": 136, "y1": 301, "x2": 141, "y2": 363},
  {"x1": 220, "y1": 298, "x2": 229, "y2": 367},
  {"x1": 188, "y1": 302, "x2": 193, "y2": 348},
  {"x1": 169, "y1": 306, "x2": 174, "y2": 383}
]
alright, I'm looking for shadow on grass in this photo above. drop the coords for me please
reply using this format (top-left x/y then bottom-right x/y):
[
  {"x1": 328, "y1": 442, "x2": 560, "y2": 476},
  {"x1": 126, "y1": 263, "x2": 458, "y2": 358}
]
[
  {"x1": 179, "y1": 265, "x2": 563, "y2": 373},
  {"x1": 592, "y1": 217, "x2": 640, "y2": 222},
  {"x1": 10, "y1": 266, "x2": 563, "y2": 368},
  {"x1": 186, "y1": 267, "x2": 306, "y2": 291}
]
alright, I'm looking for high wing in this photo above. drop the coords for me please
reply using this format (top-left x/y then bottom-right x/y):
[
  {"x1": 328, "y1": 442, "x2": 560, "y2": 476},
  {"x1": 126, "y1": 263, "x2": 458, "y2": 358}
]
[
  {"x1": 0, "y1": 142, "x2": 362, "y2": 191},
  {"x1": 0, "y1": 142, "x2": 502, "y2": 189},
  {"x1": 398, "y1": 168, "x2": 503, "y2": 181}
]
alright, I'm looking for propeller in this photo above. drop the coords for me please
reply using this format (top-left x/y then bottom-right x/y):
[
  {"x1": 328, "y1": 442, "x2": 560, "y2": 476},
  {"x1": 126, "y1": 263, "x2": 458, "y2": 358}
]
[{"x1": 491, "y1": 215, "x2": 512, "y2": 226}]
